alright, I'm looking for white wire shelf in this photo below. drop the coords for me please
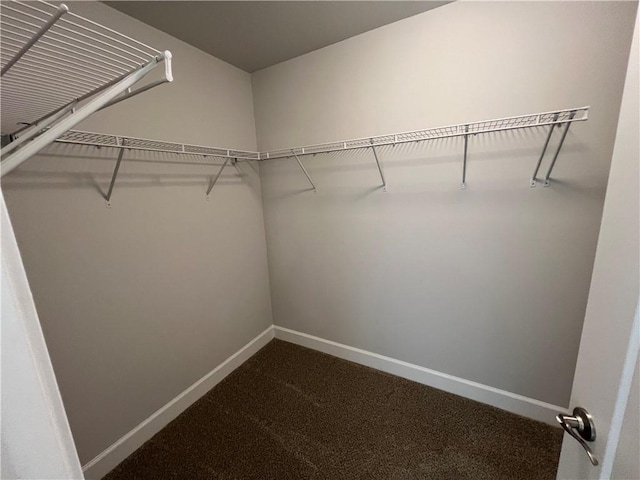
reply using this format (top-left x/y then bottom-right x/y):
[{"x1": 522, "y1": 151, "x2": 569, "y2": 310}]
[
  {"x1": 259, "y1": 107, "x2": 589, "y2": 160},
  {"x1": 0, "y1": 0, "x2": 173, "y2": 177},
  {"x1": 257, "y1": 106, "x2": 589, "y2": 191},
  {"x1": 1, "y1": 0, "x2": 160, "y2": 133},
  {"x1": 52, "y1": 130, "x2": 259, "y2": 206},
  {"x1": 55, "y1": 130, "x2": 261, "y2": 161},
  {"x1": 49, "y1": 105, "x2": 588, "y2": 203}
]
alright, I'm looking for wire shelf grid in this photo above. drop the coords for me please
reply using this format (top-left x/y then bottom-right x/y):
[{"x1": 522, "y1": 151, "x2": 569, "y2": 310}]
[
  {"x1": 40, "y1": 105, "x2": 589, "y2": 200},
  {"x1": 0, "y1": 0, "x2": 161, "y2": 134},
  {"x1": 259, "y1": 107, "x2": 589, "y2": 160},
  {"x1": 51, "y1": 106, "x2": 586, "y2": 168},
  {"x1": 55, "y1": 130, "x2": 261, "y2": 161}
]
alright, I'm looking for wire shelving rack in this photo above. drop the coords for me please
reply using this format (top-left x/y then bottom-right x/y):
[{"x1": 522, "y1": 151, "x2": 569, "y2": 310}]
[
  {"x1": 0, "y1": 0, "x2": 173, "y2": 177},
  {"x1": 259, "y1": 107, "x2": 589, "y2": 190}
]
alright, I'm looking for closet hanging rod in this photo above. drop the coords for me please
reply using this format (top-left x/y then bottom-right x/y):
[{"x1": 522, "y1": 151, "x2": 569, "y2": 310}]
[
  {"x1": 54, "y1": 130, "x2": 260, "y2": 161},
  {"x1": 259, "y1": 106, "x2": 589, "y2": 160}
]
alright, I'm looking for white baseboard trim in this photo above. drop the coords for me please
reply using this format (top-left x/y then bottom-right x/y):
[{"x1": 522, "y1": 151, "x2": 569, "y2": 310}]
[
  {"x1": 82, "y1": 325, "x2": 275, "y2": 480},
  {"x1": 83, "y1": 324, "x2": 564, "y2": 479},
  {"x1": 274, "y1": 326, "x2": 565, "y2": 427}
]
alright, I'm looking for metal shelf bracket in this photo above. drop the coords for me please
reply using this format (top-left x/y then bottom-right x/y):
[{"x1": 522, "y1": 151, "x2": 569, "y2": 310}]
[
  {"x1": 530, "y1": 113, "x2": 560, "y2": 187},
  {"x1": 544, "y1": 110, "x2": 577, "y2": 187},
  {"x1": 461, "y1": 125, "x2": 469, "y2": 190},
  {"x1": 370, "y1": 139, "x2": 386, "y2": 191},
  {"x1": 292, "y1": 151, "x2": 316, "y2": 192},
  {"x1": 206, "y1": 158, "x2": 230, "y2": 199},
  {"x1": 105, "y1": 138, "x2": 125, "y2": 208}
]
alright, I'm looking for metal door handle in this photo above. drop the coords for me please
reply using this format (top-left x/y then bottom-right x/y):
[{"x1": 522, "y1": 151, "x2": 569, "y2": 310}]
[{"x1": 556, "y1": 407, "x2": 598, "y2": 466}]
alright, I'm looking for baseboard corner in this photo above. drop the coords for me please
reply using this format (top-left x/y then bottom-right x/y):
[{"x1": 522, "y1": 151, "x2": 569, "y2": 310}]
[
  {"x1": 82, "y1": 325, "x2": 274, "y2": 479},
  {"x1": 273, "y1": 325, "x2": 564, "y2": 427}
]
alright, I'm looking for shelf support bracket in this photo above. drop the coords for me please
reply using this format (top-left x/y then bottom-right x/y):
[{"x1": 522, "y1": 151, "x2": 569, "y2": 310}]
[
  {"x1": 98, "y1": 79, "x2": 171, "y2": 112},
  {"x1": 461, "y1": 125, "x2": 469, "y2": 189},
  {"x1": 370, "y1": 140, "x2": 386, "y2": 191},
  {"x1": 544, "y1": 110, "x2": 577, "y2": 187},
  {"x1": 1, "y1": 54, "x2": 169, "y2": 178},
  {"x1": 206, "y1": 158, "x2": 230, "y2": 199},
  {"x1": 10, "y1": 67, "x2": 148, "y2": 139},
  {"x1": 0, "y1": 100, "x2": 78, "y2": 157},
  {"x1": 530, "y1": 113, "x2": 559, "y2": 187},
  {"x1": 292, "y1": 151, "x2": 316, "y2": 192},
  {"x1": 105, "y1": 139, "x2": 125, "y2": 207},
  {"x1": 1, "y1": 4, "x2": 69, "y2": 77}
]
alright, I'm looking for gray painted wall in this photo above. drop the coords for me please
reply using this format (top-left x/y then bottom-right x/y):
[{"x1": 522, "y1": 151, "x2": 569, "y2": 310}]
[
  {"x1": 253, "y1": 1, "x2": 637, "y2": 407},
  {"x1": 1, "y1": 192, "x2": 83, "y2": 480},
  {"x1": 2, "y1": 0, "x2": 637, "y2": 470},
  {"x1": 1, "y1": 2, "x2": 272, "y2": 466},
  {"x1": 612, "y1": 356, "x2": 639, "y2": 479}
]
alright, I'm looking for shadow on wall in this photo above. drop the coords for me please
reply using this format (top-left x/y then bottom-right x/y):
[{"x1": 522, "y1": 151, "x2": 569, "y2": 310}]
[
  {"x1": 1, "y1": 125, "x2": 592, "y2": 202},
  {"x1": 1, "y1": 143, "x2": 262, "y2": 202},
  {"x1": 260, "y1": 126, "x2": 591, "y2": 201}
]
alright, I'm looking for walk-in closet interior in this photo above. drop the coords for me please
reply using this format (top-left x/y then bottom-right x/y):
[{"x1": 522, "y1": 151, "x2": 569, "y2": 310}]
[{"x1": 1, "y1": 1, "x2": 638, "y2": 479}]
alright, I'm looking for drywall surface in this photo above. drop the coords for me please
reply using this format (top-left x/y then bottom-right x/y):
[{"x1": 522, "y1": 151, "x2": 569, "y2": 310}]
[
  {"x1": 612, "y1": 356, "x2": 639, "y2": 480},
  {"x1": 1, "y1": 192, "x2": 83, "y2": 480},
  {"x1": 253, "y1": 1, "x2": 637, "y2": 408},
  {"x1": 1, "y1": 2, "x2": 272, "y2": 468}
]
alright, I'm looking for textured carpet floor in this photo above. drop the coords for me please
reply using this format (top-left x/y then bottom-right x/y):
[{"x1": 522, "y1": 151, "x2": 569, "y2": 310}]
[{"x1": 104, "y1": 339, "x2": 563, "y2": 480}]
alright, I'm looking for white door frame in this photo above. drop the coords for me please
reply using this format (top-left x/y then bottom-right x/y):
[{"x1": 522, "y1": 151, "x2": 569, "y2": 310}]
[{"x1": 556, "y1": 9, "x2": 639, "y2": 479}]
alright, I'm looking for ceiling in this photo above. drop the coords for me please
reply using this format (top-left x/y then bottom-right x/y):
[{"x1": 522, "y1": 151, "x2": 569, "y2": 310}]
[{"x1": 105, "y1": 1, "x2": 449, "y2": 73}]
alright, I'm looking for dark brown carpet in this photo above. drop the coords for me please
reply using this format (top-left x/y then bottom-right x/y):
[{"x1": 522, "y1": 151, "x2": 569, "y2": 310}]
[{"x1": 104, "y1": 339, "x2": 562, "y2": 480}]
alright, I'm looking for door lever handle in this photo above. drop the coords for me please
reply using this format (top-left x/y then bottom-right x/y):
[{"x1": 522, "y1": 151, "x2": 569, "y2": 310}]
[{"x1": 556, "y1": 407, "x2": 598, "y2": 466}]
